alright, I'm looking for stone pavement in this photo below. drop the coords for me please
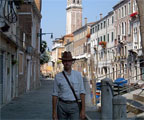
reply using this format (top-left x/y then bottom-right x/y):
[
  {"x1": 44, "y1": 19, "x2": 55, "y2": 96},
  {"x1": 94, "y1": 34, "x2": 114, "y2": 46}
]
[
  {"x1": 86, "y1": 109, "x2": 101, "y2": 120},
  {"x1": 1, "y1": 79, "x2": 53, "y2": 120},
  {"x1": 1, "y1": 78, "x2": 101, "y2": 120}
]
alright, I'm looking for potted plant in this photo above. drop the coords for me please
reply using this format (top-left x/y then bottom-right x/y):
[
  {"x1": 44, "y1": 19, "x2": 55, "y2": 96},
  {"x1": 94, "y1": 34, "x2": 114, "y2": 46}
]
[
  {"x1": 130, "y1": 11, "x2": 138, "y2": 17},
  {"x1": 57, "y1": 60, "x2": 62, "y2": 64},
  {"x1": 86, "y1": 33, "x2": 91, "y2": 38},
  {"x1": 99, "y1": 41, "x2": 107, "y2": 48},
  {"x1": 12, "y1": 59, "x2": 18, "y2": 65}
]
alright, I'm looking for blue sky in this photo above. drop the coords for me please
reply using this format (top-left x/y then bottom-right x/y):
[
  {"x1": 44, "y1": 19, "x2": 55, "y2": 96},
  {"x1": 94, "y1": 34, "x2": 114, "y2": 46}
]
[{"x1": 41, "y1": 0, "x2": 120, "y2": 50}]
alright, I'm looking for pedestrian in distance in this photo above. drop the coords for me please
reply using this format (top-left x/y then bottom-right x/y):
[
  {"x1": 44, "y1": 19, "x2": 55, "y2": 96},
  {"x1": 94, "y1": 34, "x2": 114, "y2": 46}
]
[{"x1": 52, "y1": 51, "x2": 86, "y2": 120}]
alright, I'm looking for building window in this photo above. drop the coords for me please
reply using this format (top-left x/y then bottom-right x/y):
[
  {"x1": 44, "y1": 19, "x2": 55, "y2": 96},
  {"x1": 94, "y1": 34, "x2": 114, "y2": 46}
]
[
  {"x1": 104, "y1": 21, "x2": 106, "y2": 28},
  {"x1": 104, "y1": 35, "x2": 106, "y2": 42},
  {"x1": 122, "y1": 7, "x2": 124, "y2": 17},
  {"x1": 107, "y1": 34, "x2": 109, "y2": 42},
  {"x1": 119, "y1": 9, "x2": 121, "y2": 19},
  {"x1": 128, "y1": 2, "x2": 131, "y2": 14},
  {"x1": 125, "y1": 46, "x2": 127, "y2": 56},
  {"x1": 107, "y1": 19, "x2": 109, "y2": 26},
  {"x1": 134, "y1": 27, "x2": 138, "y2": 48},
  {"x1": 90, "y1": 29, "x2": 92, "y2": 34},
  {"x1": 19, "y1": 52, "x2": 24, "y2": 74},
  {"x1": 111, "y1": 32, "x2": 114, "y2": 42},
  {"x1": 125, "y1": 5, "x2": 127, "y2": 16},
  {"x1": 98, "y1": 24, "x2": 99, "y2": 30},
  {"x1": 92, "y1": 27, "x2": 94, "y2": 33},
  {"x1": 101, "y1": 36, "x2": 102, "y2": 41},
  {"x1": 77, "y1": 0, "x2": 79, "y2": 4},
  {"x1": 95, "y1": 26, "x2": 96, "y2": 32},
  {"x1": 128, "y1": 20, "x2": 131, "y2": 35},
  {"x1": 125, "y1": 22, "x2": 127, "y2": 35},
  {"x1": 133, "y1": 1, "x2": 137, "y2": 12},
  {"x1": 122, "y1": 22, "x2": 124, "y2": 35},
  {"x1": 101, "y1": 23, "x2": 103, "y2": 29},
  {"x1": 112, "y1": 16, "x2": 114, "y2": 24}
]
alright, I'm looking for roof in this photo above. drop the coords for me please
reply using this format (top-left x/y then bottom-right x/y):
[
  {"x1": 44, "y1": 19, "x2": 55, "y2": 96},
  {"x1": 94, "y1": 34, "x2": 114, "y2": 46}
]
[
  {"x1": 91, "y1": 11, "x2": 114, "y2": 27},
  {"x1": 113, "y1": 0, "x2": 129, "y2": 10},
  {"x1": 63, "y1": 34, "x2": 74, "y2": 37},
  {"x1": 73, "y1": 22, "x2": 95, "y2": 34}
]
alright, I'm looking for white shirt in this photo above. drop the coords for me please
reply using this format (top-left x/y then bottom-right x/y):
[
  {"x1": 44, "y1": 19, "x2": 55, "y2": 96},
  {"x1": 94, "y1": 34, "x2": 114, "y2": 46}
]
[{"x1": 52, "y1": 70, "x2": 85, "y2": 101}]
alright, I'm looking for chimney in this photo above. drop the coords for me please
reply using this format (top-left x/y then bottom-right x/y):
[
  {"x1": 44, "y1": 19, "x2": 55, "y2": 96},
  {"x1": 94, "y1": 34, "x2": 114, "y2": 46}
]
[
  {"x1": 84, "y1": 17, "x2": 87, "y2": 25},
  {"x1": 100, "y1": 13, "x2": 103, "y2": 19}
]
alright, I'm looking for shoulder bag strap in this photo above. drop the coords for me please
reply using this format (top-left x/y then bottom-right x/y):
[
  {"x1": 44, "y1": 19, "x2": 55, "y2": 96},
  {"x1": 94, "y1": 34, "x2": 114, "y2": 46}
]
[{"x1": 62, "y1": 71, "x2": 78, "y2": 102}]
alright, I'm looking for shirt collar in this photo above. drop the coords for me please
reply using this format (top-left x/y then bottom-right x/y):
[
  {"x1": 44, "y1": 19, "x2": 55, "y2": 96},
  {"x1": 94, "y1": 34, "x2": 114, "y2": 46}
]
[{"x1": 64, "y1": 70, "x2": 72, "y2": 76}]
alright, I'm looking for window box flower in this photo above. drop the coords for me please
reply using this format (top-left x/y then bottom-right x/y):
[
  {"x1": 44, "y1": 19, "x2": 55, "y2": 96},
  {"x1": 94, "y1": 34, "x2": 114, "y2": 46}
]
[
  {"x1": 99, "y1": 41, "x2": 107, "y2": 48},
  {"x1": 130, "y1": 12, "x2": 138, "y2": 17},
  {"x1": 12, "y1": 59, "x2": 18, "y2": 65},
  {"x1": 86, "y1": 33, "x2": 91, "y2": 38},
  {"x1": 57, "y1": 60, "x2": 62, "y2": 64}
]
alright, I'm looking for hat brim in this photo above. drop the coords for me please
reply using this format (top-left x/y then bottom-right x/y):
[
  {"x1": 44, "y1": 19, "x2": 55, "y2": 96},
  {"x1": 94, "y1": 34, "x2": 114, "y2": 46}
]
[{"x1": 59, "y1": 58, "x2": 76, "y2": 61}]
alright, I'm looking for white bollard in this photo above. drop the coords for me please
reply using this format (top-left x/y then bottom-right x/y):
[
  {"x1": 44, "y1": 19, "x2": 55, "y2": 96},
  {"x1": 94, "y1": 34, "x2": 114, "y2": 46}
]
[
  {"x1": 113, "y1": 95, "x2": 127, "y2": 120},
  {"x1": 83, "y1": 77, "x2": 96, "y2": 110},
  {"x1": 101, "y1": 78, "x2": 113, "y2": 120}
]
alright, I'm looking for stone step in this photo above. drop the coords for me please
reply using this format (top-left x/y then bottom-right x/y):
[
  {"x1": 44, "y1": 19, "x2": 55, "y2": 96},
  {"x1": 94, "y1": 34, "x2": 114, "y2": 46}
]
[
  {"x1": 133, "y1": 90, "x2": 144, "y2": 103},
  {"x1": 127, "y1": 99, "x2": 144, "y2": 114},
  {"x1": 127, "y1": 104, "x2": 143, "y2": 114}
]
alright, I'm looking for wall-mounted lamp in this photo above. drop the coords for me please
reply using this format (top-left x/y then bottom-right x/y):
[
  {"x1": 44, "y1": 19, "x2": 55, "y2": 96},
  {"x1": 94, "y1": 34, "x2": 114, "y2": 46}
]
[
  {"x1": 37, "y1": 28, "x2": 53, "y2": 39},
  {"x1": 38, "y1": 28, "x2": 54, "y2": 51}
]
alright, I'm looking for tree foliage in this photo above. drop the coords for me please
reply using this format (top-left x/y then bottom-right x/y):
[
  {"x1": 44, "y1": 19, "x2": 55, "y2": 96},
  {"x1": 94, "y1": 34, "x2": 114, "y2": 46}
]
[
  {"x1": 40, "y1": 41, "x2": 50, "y2": 64},
  {"x1": 40, "y1": 51, "x2": 50, "y2": 64},
  {"x1": 40, "y1": 41, "x2": 47, "y2": 54}
]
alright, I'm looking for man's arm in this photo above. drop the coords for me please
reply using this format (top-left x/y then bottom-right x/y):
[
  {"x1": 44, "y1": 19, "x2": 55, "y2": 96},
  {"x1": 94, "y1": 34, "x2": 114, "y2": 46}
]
[
  {"x1": 80, "y1": 93, "x2": 85, "y2": 120},
  {"x1": 52, "y1": 96, "x2": 58, "y2": 120}
]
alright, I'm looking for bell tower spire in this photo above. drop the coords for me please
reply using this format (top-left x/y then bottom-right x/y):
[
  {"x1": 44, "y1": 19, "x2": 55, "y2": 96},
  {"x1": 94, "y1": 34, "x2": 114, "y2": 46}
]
[{"x1": 66, "y1": 0, "x2": 82, "y2": 34}]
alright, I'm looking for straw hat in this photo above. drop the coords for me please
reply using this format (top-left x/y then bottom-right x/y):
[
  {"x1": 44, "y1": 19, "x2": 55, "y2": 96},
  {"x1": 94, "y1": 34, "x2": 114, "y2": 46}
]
[{"x1": 59, "y1": 51, "x2": 76, "y2": 61}]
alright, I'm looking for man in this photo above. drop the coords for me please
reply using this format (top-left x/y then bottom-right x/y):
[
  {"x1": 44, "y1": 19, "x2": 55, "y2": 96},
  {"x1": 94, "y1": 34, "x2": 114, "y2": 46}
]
[{"x1": 52, "y1": 51, "x2": 86, "y2": 120}]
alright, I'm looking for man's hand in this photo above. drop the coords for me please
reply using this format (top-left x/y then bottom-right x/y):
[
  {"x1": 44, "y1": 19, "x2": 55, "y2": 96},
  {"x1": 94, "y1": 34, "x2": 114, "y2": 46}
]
[
  {"x1": 52, "y1": 96, "x2": 58, "y2": 120},
  {"x1": 80, "y1": 94, "x2": 86, "y2": 120},
  {"x1": 80, "y1": 109, "x2": 85, "y2": 120},
  {"x1": 52, "y1": 112, "x2": 58, "y2": 120}
]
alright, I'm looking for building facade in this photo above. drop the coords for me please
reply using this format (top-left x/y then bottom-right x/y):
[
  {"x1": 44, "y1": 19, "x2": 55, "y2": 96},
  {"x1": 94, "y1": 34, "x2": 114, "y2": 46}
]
[
  {"x1": 73, "y1": 22, "x2": 94, "y2": 76},
  {"x1": 113, "y1": 0, "x2": 143, "y2": 83},
  {"x1": 0, "y1": 0, "x2": 42, "y2": 106},
  {"x1": 90, "y1": 12, "x2": 115, "y2": 81},
  {"x1": 0, "y1": 0, "x2": 19, "y2": 105},
  {"x1": 88, "y1": 0, "x2": 143, "y2": 84}
]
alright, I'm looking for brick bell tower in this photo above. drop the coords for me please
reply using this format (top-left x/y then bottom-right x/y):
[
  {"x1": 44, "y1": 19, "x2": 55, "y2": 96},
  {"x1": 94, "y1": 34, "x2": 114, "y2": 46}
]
[{"x1": 66, "y1": 0, "x2": 82, "y2": 34}]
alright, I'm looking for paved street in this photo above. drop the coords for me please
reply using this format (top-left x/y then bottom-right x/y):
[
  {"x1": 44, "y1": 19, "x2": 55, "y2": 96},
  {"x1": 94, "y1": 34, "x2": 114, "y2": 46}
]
[{"x1": 1, "y1": 79, "x2": 53, "y2": 120}]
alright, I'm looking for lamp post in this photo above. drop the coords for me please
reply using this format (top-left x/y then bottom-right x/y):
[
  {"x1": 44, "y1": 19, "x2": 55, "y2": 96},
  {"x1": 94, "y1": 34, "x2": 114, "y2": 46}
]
[{"x1": 38, "y1": 28, "x2": 53, "y2": 51}]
